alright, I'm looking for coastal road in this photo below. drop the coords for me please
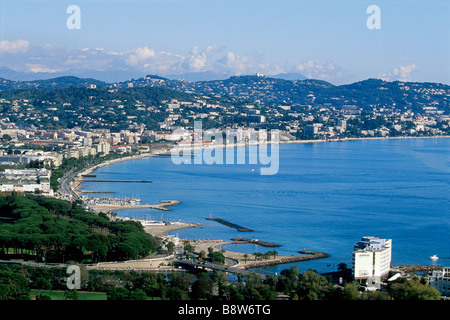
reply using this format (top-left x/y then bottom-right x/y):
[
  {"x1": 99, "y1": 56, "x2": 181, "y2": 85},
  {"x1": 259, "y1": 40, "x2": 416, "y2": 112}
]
[
  {"x1": 59, "y1": 167, "x2": 82, "y2": 202},
  {"x1": 174, "y1": 259, "x2": 269, "y2": 279}
]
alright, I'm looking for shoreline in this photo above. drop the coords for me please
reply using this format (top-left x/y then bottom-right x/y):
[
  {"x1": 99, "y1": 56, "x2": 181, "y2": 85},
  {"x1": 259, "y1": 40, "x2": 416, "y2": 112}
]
[
  {"x1": 68, "y1": 135, "x2": 449, "y2": 270},
  {"x1": 73, "y1": 134, "x2": 450, "y2": 196},
  {"x1": 73, "y1": 134, "x2": 450, "y2": 189},
  {"x1": 72, "y1": 134, "x2": 449, "y2": 216}
]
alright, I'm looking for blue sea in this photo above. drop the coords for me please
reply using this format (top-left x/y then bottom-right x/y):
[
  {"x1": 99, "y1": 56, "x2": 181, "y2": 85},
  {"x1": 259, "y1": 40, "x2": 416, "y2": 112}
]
[{"x1": 80, "y1": 138, "x2": 450, "y2": 274}]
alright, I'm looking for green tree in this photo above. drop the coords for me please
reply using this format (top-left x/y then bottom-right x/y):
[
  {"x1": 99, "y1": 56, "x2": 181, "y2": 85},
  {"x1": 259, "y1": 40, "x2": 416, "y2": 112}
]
[
  {"x1": 343, "y1": 283, "x2": 360, "y2": 300},
  {"x1": 141, "y1": 274, "x2": 166, "y2": 299},
  {"x1": 129, "y1": 288, "x2": 148, "y2": 300},
  {"x1": 210, "y1": 251, "x2": 225, "y2": 264},
  {"x1": 33, "y1": 277, "x2": 52, "y2": 298},
  {"x1": 107, "y1": 287, "x2": 130, "y2": 300},
  {"x1": 296, "y1": 269, "x2": 330, "y2": 300},
  {"x1": 167, "y1": 241, "x2": 175, "y2": 254},
  {"x1": 0, "y1": 270, "x2": 30, "y2": 300},
  {"x1": 167, "y1": 287, "x2": 190, "y2": 300},
  {"x1": 190, "y1": 273, "x2": 213, "y2": 300},
  {"x1": 389, "y1": 278, "x2": 440, "y2": 300},
  {"x1": 64, "y1": 288, "x2": 79, "y2": 300}
]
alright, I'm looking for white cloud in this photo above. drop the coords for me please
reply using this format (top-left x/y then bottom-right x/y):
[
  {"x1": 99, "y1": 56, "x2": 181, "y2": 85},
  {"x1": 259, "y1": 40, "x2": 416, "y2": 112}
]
[
  {"x1": 123, "y1": 45, "x2": 269, "y2": 77},
  {"x1": 125, "y1": 47, "x2": 156, "y2": 66},
  {"x1": 294, "y1": 60, "x2": 343, "y2": 82},
  {"x1": 379, "y1": 64, "x2": 417, "y2": 81},
  {"x1": 181, "y1": 45, "x2": 219, "y2": 72},
  {"x1": 0, "y1": 39, "x2": 29, "y2": 55},
  {"x1": 217, "y1": 51, "x2": 254, "y2": 75},
  {"x1": 124, "y1": 46, "x2": 186, "y2": 74},
  {"x1": 25, "y1": 64, "x2": 61, "y2": 74},
  {"x1": 0, "y1": 40, "x2": 349, "y2": 83}
]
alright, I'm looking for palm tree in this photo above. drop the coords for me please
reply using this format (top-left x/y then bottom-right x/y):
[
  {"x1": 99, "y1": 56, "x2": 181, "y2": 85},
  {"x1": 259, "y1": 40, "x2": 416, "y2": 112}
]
[{"x1": 270, "y1": 250, "x2": 278, "y2": 259}]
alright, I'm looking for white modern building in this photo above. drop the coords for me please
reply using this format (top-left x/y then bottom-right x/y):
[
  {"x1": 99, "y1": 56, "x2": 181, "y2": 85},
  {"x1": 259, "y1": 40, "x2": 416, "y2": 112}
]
[
  {"x1": 352, "y1": 236, "x2": 392, "y2": 288},
  {"x1": 428, "y1": 267, "x2": 450, "y2": 296}
]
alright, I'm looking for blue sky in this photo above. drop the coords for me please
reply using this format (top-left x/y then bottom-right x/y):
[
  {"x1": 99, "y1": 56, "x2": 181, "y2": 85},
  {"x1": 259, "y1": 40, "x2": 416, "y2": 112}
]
[{"x1": 0, "y1": 0, "x2": 449, "y2": 84}]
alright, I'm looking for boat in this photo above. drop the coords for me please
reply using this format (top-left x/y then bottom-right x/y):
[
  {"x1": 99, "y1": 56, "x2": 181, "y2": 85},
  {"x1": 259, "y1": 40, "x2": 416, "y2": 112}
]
[{"x1": 430, "y1": 254, "x2": 439, "y2": 261}]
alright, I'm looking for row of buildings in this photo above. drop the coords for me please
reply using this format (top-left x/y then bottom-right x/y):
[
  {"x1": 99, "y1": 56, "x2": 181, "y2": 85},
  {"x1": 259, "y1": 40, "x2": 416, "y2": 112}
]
[{"x1": 0, "y1": 168, "x2": 52, "y2": 195}]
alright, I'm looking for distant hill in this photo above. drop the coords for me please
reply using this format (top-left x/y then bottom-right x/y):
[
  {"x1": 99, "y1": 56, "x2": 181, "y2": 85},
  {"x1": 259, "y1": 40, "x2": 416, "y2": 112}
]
[
  {"x1": 0, "y1": 73, "x2": 448, "y2": 136},
  {"x1": 119, "y1": 75, "x2": 449, "y2": 113},
  {"x1": 0, "y1": 76, "x2": 108, "y2": 91},
  {"x1": 0, "y1": 66, "x2": 144, "y2": 83},
  {"x1": 0, "y1": 74, "x2": 448, "y2": 115}
]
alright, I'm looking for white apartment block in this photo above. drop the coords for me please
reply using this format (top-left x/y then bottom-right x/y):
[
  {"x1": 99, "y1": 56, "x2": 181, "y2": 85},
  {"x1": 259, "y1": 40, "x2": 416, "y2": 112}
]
[
  {"x1": 0, "y1": 168, "x2": 53, "y2": 195},
  {"x1": 352, "y1": 236, "x2": 392, "y2": 287},
  {"x1": 428, "y1": 267, "x2": 450, "y2": 296}
]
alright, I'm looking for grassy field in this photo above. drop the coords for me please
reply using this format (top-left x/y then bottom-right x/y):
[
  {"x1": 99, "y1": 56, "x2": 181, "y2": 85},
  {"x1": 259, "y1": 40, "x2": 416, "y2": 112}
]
[{"x1": 29, "y1": 289, "x2": 107, "y2": 300}]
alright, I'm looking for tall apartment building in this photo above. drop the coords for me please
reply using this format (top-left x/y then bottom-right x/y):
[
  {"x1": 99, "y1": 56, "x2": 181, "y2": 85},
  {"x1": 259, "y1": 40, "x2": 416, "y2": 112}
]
[{"x1": 352, "y1": 236, "x2": 392, "y2": 287}]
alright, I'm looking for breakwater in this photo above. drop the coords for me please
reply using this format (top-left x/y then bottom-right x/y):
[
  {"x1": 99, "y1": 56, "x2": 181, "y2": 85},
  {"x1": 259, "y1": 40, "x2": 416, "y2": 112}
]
[
  {"x1": 392, "y1": 265, "x2": 443, "y2": 273},
  {"x1": 156, "y1": 200, "x2": 181, "y2": 211},
  {"x1": 298, "y1": 250, "x2": 330, "y2": 259},
  {"x1": 243, "y1": 250, "x2": 330, "y2": 269},
  {"x1": 231, "y1": 238, "x2": 281, "y2": 247},
  {"x1": 205, "y1": 218, "x2": 254, "y2": 232}
]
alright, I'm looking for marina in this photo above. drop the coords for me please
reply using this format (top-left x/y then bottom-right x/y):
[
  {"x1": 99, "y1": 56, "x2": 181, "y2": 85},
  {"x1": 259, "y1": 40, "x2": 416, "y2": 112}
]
[{"x1": 85, "y1": 196, "x2": 143, "y2": 207}]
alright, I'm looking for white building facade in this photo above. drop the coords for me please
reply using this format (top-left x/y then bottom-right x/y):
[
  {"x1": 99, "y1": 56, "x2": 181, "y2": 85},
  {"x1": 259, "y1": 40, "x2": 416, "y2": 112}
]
[
  {"x1": 0, "y1": 168, "x2": 53, "y2": 195},
  {"x1": 428, "y1": 267, "x2": 450, "y2": 297},
  {"x1": 352, "y1": 236, "x2": 392, "y2": 287}
]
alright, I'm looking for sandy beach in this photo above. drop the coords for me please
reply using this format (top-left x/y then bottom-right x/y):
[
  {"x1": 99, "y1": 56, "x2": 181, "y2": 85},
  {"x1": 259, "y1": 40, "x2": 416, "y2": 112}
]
[{"x1": 143, "y1": 221, "x2": 201, "y2": 238}]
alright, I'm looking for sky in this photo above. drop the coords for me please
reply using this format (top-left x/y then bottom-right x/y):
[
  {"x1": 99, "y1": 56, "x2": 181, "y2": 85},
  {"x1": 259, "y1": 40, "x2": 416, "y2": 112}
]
[{"x1": 0, "y1": 0, "x2": 449, "y2": 84}]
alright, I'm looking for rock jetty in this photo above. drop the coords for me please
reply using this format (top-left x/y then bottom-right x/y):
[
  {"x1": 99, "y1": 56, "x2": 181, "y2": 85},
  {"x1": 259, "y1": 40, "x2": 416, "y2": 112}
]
[
  {"x1": 231, "y1": 238, "x2": 281, "y2": 247},
  {"x1": 205, "y1": 218, "x2": 254, "y2": 232}
]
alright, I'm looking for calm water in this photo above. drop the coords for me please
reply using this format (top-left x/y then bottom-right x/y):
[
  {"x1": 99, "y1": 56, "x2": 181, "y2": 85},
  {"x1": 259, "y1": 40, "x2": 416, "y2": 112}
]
[{"x1": 80, "y1": 138, "x2": 450, "y2": 274}]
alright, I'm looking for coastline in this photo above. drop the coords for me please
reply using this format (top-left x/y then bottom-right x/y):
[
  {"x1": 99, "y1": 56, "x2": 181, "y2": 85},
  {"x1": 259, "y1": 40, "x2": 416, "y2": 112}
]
[
  {"x1": 69, "y1": 135, "x2": 449, "y2": 270},
  {"x1": 72, "y1": 134, "x2": 450, "y2": 196},
  {"x1": 73, "y1": 134, "x2": 450, "y2": 188},
  {"x1": 72, "y1": 134, "x2": 449, "y2": 215},
  {"x1": 72, "y1": 151, "x2": 165, "y2": 198}
]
